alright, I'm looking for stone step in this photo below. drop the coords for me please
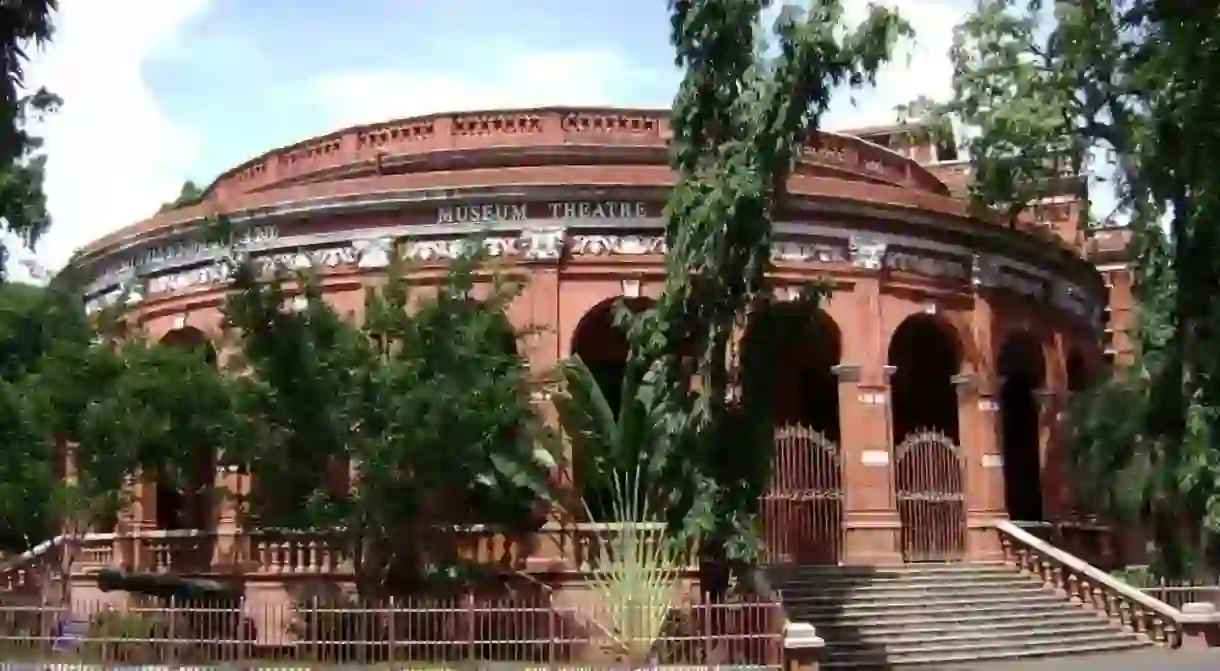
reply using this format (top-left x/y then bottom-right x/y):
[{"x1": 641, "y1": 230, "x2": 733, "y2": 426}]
[
  {"x1": 789, "y1": 593, "x2": 1068, "y2": 616},
  {"x1": 792, "y1": 600, "x2": 1092, "y2": 625},
  {"x1": 824, "y1": 620, "x2": 1126, "y2": 649},
  {"x1": 775, "y1": 571, "x2": 1035, "y2": 587},
  {"x1": 775, "y1": 573, "x2": 1034, "y2": 590},
  {"x1": 821, "y1": 637, "x2": 1150, "y2": 668},
  {"x1": 814, "y1": 611, "x2": 1111, "y2": 638},
  {"x1": 779, "y1": 583, "x2": 1049, "y2": 602},
  {"x1": 770, "y1": 561, "x2": 1009, "y2": 577}
]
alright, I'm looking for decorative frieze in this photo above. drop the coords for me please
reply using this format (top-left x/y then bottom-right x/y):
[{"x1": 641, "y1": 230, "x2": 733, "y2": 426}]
[
  {"x1": 885, "y1": 248, "x2": 970, "y2": 280},
  {"x1": 90, "y1": 225, "x2": 279, "y2": 292},
  {"x1": 972, "y1": 253, "x2": 1003, "y2": 288},
  {"x1": 568, "y1": 234, "x2": 664, "y2": 257},
  {"x1": 849, "y1": 234, "x2": 888, "y2": 270},
  {"x1": 771, "y1": 239, "x2": 848, "y2": 264},
  {"x1": 80, "y1": 217, "x2": 1106, "y2": 327},
  {"x1": 147, "y1": 262, "x2": 230, "y2": 295},
  {"x1": 522, "y1": 227, "x2": 568, "y2": 260},
  {"x1": 354, "y1": 237, "x2": 395, "y2": 269}
]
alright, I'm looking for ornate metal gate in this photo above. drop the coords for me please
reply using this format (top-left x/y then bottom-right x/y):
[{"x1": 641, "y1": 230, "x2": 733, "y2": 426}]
[
  {"x1": 760, "y1": 425, "x2": 843, "y2": 564},
  {"x1": 895, "y1": 428, "x2": 966, "y2": 562}
]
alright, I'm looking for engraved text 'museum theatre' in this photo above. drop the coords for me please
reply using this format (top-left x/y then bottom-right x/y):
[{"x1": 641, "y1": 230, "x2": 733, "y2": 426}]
[{"x1": 67, "y1": 108, "x2": 1120, "y2": 593}]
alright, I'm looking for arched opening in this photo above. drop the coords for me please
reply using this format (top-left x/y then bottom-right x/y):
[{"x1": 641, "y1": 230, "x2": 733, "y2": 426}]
[
  {"x1": 888, "y1": 313, "x2": 966, "y2": 562},
  {"x1": 156, "y1": 327, "x2": 218, "y2": 532},
  {"x1": 751, "y1": 303, "x2": 843, "y2": 564},
  {"x1": 998, "y1": 331, "x2": 1046, "y2": 523},
  {"x1": 569, "y1": 296, "x2": 654, "y2": 521},
  {"x1": 889, "y1": 315, "x2": 961, "y2": 441}
]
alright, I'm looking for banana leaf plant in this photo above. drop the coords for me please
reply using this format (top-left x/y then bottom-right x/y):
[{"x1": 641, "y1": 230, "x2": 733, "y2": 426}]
[{"x1": 552, "y1": 354, "x2": 666, "y2": 518}]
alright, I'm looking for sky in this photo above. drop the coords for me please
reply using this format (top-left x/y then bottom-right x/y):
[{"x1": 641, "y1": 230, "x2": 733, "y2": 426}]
[{"x1": 7, "y1": 0, "x2": 972, "y2": 281}]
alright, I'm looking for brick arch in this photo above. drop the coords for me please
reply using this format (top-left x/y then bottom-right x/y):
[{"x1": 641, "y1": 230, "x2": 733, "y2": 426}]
[
  {"x1": 160, "y1": 326, "x2": 218, "y2": 366},
  {"x1": 887, "y1": 312, "x2": 964, "y2": 443}
]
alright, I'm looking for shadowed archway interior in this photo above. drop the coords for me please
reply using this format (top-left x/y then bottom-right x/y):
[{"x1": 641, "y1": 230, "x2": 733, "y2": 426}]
[
  {"x1": 156, "y1": 327, "x2": 218, "y2": 531},
  {"x1": 888, "y1": 314, "x2": 961, "y2": 442},
  {"x1": 569, "y1": 296, "x2": 655, "y2": 520},
  {"x1": 887, "y1": 313, "x2": 966, "y2": 562},
  {"x1": 747, "y1": 303, "x2": 844, "y2": 565},
  {"x1": 998, "y1": 331, "x2": 1046, "y2": 523}
]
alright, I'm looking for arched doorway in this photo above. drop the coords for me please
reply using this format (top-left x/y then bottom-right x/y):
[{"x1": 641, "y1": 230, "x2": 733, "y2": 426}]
[
  {"x1": 569, "y1": 296, "x2": 654, "y2": 520},
  {"x1": 998, "y1": 331, "x2": 1046, "y2": 523},
  {"x1": 888, "y1": 314, "x2": 966, "y2": 562},
  {"x1": 753, "y1": 304, "x2": 843, "y2": 564},
  {"x1": 156, "y1": 327, "x2": 218, "y2": 532}
]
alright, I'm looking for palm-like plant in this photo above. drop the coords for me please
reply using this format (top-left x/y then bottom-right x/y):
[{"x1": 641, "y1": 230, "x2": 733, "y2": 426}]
[{"x1": 583, "y1": 465, "x2": 684, "y2": 667}]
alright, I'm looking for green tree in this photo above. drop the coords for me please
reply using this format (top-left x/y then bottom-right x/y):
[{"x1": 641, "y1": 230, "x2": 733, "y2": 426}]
[
  {"x1": 0, "y1": 280, "x2": 90, "y2": 553},
  {"x1": 1, "y1": 0, "x2": 59, "y2": 279},
  {"x1": 917, "y1": 0, "x2": 1220, "y2": 577},
  {"x1": 22, "y1": 304, "x2": 241, "y2": 543},
  {"x1": 568, "y1": 0, "x2": 910, "y2": 591},
  {"x1": 158, "y1": 180, "x2": 204, "y2": 213},
  {"x1": 221, "y1": 246, "x2": 560, "y2": 594}
]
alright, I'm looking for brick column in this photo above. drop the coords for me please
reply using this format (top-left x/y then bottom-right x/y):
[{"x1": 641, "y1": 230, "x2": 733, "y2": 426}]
[
  {"x1": 1035, "y1": 388, "x2": 1065, "y2": 521},
  {"x1": 835, "y1": 363, "x2": 901, "y2": 565},
  {"x1": 521, "y1": 228, "x2": 567, "y2": 570},
  {"x1": 125, "y1": 473, "x2": 158, "y2": 571},
  {"x1": 211, "y1": 464, "x2": 247, "y2": 569},
  {"x1": 955, "y1": 373, "x2": 1006, "y2": 561}
]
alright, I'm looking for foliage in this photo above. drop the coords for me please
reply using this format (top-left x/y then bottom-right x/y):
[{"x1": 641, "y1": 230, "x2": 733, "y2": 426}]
[
  {"x1": 158, "y1": 180, "x2": 204, "y2": 214},
  {"x1": 920, "y1": 0, "x2": 1220, "y2": 577},
  {"x1": 1, "y1": 0, "x2": 59, "y2": 280},
  {"x1": 220, "y1": 244, "x2": 561, "y2": 592},
  {"x1": 553, "y1": 354, "x2": 662, "y2": 518},
  {"x1": 0, "y1": 281, "x2": 89, "y2": 550},
  {"x1": 582, "y1": 466, "x2": 685, "y2": 666},
  {"x1": 24, "y1": 310, "x2": 241, "y2": 537},
  {"x1": 610, "y1": 0, "x2": 908, "y2": 585}
]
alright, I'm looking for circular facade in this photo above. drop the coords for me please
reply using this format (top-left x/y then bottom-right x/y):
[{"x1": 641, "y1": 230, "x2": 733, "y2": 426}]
[{"x1": 75, "y1": 107, "x2": 1107, "y2": 564}]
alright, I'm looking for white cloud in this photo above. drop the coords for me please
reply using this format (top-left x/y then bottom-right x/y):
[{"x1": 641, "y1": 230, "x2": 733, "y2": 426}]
[
  {"x1": 824, "y1": 0, "x2": 964, "y2": 129},
  {"x1": 312, "y1": 51, "x2": 669, "y2": 127},
  {"x1": 12, "y1": 0, "x2": 209, "y2": 276}
]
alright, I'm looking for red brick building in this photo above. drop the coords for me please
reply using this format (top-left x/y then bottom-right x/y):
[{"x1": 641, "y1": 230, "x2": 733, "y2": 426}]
[{"x1": 65, "y1": 109, "x2": 1112, "y2": 598}]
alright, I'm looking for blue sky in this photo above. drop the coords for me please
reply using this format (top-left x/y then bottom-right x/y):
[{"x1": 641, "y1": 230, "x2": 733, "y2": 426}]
[{"x1": 12, "y1": 0, "x2": 969, "y2": 278}]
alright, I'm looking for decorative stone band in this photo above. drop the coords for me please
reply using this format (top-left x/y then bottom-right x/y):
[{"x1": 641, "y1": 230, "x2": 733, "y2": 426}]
[{"x1": 83, "y1": 221, "x2": 1102, "y2": 325}]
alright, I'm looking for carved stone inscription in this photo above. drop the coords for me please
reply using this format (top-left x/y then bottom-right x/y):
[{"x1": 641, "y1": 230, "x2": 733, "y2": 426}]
[{"x1": 436, "y1": 201, "x2": 649, "y2": 224}]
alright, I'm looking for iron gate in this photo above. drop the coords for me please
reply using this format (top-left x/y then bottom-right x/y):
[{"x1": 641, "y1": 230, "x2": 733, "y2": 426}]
[
  {"x1": 760, "y1": 424, "x2": 843, "y2": 564},
  {"x1": 895, "y1": 428, "x2": 966, "y2": 562}
]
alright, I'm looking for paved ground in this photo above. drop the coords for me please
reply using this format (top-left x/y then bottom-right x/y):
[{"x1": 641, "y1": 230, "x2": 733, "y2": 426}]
[{"x1": 943, "y1": 649, "x2": 1220, "y2": 670}]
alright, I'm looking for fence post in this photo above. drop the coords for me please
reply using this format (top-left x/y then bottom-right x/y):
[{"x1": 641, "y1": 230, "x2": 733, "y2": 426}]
[{"x1": 782, "y1": 621, "x2": 824, "y2": 671}]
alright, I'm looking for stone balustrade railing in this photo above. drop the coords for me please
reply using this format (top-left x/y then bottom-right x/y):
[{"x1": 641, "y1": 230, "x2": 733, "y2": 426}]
[
  {"x1": 53, "y1": 522, "x2": 689, "y2": 579},
  {"x1": 0, "y1": 535, "x2": 66, "y2": 592},
  {"x1": 202, "y1": 107, "x2": 944, "y2": 203},
  {"x1": 995, "y1": 520, "x2": 1220, "y2": 649}
]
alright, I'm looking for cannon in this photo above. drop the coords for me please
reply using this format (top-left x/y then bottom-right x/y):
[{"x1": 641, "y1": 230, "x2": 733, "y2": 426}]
[{"x1": 96, "y1": 568, "x2": 244, "y2": 602}]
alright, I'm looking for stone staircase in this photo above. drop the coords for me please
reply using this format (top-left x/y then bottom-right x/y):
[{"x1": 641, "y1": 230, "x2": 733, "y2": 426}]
[{"x1": 769, "y1": 562, "x2": 1150, "y2": 668}]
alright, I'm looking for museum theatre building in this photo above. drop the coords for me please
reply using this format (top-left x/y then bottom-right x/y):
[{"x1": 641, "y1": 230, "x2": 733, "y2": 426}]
[{"x1": 72, "y1": 108, "x2": 1107, "y2": 572}]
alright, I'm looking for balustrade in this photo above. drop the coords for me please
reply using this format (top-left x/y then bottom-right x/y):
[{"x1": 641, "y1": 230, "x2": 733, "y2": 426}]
[
  {"x1": 995, "y1": 520, "x2": 1220, "y2": 649},
  {"x1": 42, "y1": 523, "x2": 684, "y2": 579}
]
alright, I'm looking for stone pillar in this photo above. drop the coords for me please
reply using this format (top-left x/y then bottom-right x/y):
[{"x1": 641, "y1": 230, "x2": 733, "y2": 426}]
[
  {"x1": 955, "y1": 373, "x2": 1006, "y2": 561},
  {"x1": 211, "y1": 464, "x2": 245, "y2": 569},
  {"x1": 127, "y1": 473, "x2": 158, "y2": 571},
  {"x1": 835, "y1": 363, "x2": 901, "y2": 565}
]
